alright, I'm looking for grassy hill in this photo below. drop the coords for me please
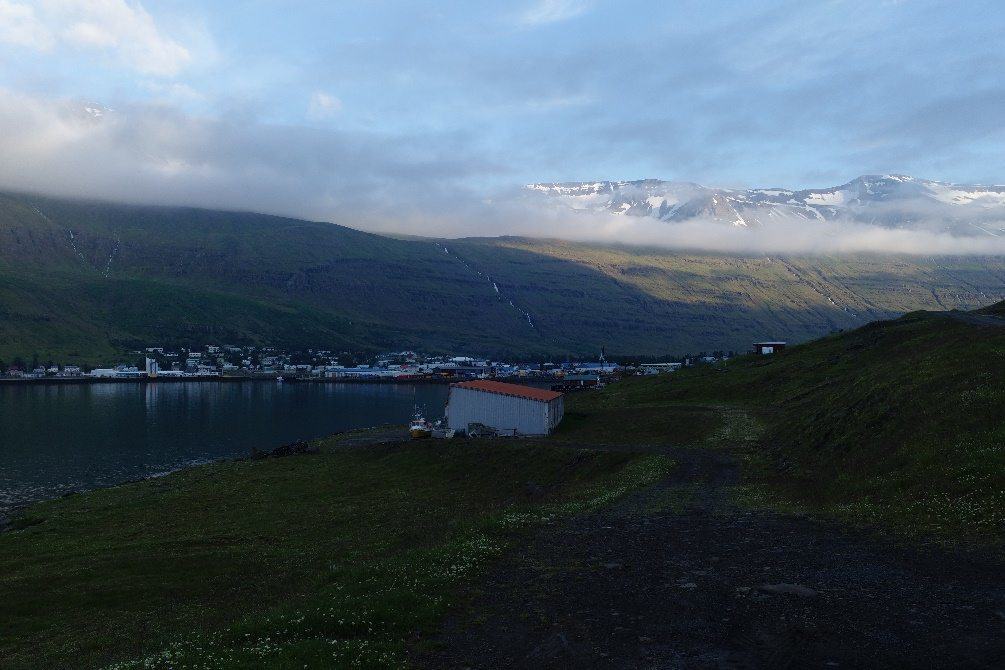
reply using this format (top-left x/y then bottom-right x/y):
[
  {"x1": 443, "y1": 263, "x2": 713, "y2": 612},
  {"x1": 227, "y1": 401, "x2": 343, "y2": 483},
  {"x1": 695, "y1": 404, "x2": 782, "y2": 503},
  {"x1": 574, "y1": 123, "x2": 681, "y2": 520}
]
[
  {"x1": 1, "y1": 191, "x2": 1003, "y2": 363},
  {"x1": 563, "y1": 302, "x2": 1005, "y2": 537}
]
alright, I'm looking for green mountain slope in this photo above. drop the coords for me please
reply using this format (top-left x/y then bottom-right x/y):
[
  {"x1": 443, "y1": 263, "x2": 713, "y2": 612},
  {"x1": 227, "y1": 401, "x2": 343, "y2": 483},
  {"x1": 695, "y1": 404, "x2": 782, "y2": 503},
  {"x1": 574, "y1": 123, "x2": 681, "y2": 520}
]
[
  {"x1": 443, "y1": 237, "x2": 1005, "y2": 354},
  {"x1": 1, "y1": 191, "x2": 1003, "y2": 363},
  {"x1": 0, "y1": 193, "x2": 545, "y2": 362},
  {"x1": 569, "y1": 302, "x2": 1005, "y2": 535}
]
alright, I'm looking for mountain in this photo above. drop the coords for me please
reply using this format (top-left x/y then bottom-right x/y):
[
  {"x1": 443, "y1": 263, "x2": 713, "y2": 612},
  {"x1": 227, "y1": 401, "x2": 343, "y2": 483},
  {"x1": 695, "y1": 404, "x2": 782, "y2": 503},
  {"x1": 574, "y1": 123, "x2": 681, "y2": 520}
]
[
  {"x1": 0, "y1": 191, "x2": 1003, "y2": 364},
  {"x1": 0, "y1": 192, "x2": 545, "y2": 361},
  {"x1": 526, "y1": 175, "x2": 1005, "y2": 236}
]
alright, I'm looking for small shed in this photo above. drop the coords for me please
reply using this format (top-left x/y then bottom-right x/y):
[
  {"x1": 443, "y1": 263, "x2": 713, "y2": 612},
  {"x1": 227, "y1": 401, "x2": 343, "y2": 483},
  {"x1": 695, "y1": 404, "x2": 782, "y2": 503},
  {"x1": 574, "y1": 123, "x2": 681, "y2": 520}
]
[
  {"x1": 753, "y1": 341, "x2": 787, "y2": 355},
  {"x1": 446, "y1": 380, "x2": 564, "y2": 436}
]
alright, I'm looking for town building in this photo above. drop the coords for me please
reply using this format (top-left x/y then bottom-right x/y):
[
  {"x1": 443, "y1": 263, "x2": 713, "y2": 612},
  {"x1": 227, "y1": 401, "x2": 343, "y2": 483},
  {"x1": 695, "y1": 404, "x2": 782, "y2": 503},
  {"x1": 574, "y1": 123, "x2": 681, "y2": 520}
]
[
  {"x1": 445, "y1": 380, "x2": 564, "y2": 436},
  {"x1": 753, "y1": 341, "x2": 787, "y2": 355},
  {"x1": 640, "y1": 362, "x2": 683, "y2": 375}
]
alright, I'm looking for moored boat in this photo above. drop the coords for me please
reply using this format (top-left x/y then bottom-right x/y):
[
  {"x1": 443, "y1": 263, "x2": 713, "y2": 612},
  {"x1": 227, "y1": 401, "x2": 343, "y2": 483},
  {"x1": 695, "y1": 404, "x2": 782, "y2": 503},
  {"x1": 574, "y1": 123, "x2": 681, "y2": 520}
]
[{"x1": 409, "y1": 407, "x2": 432, "y2": 439}]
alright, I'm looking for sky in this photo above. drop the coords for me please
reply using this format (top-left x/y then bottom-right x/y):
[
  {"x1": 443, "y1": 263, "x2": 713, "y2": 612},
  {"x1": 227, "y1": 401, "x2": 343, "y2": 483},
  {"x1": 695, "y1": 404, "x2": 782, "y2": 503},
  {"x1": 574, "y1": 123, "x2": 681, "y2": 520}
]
[{"x1": 1, "y1": 0, "x2": 1005, "y2": 244}]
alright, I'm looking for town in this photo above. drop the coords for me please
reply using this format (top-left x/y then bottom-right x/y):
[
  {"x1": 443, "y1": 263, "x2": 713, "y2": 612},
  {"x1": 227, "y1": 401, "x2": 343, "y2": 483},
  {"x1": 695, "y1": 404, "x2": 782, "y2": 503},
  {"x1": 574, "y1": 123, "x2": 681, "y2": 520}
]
[{"x1": 0, "y1": 343, "x2": 754, "y2": 384}]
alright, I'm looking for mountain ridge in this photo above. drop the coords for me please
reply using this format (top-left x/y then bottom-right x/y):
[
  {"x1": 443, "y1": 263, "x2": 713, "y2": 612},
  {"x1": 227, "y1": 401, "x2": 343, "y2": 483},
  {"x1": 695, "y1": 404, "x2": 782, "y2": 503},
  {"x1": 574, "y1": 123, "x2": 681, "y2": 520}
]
[{"x1": 526, "y1": 174, "x2": 1005, "y2": 236}]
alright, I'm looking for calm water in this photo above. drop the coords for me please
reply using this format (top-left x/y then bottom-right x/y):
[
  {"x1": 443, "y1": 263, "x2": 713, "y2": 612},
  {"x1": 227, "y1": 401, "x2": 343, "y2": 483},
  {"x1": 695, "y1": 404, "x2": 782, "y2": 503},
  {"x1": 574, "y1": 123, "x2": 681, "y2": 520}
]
[{"x1": 0, "y1": 381, "x2": 448, "y2": 510}]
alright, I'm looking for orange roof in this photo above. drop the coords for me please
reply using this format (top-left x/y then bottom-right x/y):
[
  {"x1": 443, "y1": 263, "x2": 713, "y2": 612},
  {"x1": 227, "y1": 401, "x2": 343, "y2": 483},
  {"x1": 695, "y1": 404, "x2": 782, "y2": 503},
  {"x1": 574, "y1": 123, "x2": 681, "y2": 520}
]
[{"x1": 451, "y1": 379, "x2": 563, "y2": 402}]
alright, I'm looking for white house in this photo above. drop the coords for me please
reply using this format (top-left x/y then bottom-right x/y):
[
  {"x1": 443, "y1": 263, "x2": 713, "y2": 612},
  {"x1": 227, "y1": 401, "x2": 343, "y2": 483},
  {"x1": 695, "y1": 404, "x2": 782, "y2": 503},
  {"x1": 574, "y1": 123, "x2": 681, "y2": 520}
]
[
  {"x1": 753, "y1": 341, "x2": 787, "y2": 355},
  {"x1": 445, "y1": 380, "x2": 564, "y2": 436}
]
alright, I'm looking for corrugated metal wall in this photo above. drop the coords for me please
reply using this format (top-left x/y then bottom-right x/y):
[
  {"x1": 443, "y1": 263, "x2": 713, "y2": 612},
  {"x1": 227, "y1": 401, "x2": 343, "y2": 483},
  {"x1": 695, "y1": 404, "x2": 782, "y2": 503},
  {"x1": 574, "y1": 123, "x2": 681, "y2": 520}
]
[
  {"x1": 548, "y1": 396, "x2": 564, "y2": 432},
  {"x1": 445, "y1": 387, "x2": 563, "y2": 435}
]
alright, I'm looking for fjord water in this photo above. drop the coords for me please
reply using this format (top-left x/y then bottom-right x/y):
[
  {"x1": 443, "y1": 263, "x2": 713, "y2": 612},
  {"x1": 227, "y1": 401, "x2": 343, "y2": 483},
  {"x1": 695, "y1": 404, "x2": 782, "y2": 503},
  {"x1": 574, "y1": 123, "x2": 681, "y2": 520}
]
[{"x1": 0, "y1": 381, "x2": 449, "y2": 510}]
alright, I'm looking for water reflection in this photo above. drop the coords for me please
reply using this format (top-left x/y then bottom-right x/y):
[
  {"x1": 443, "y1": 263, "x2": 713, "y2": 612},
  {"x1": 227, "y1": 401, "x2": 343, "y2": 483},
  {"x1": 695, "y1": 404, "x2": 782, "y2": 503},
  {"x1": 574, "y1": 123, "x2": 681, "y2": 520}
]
[{"x1": 0, "y1": 381, "x2": 448, "y2": 510}]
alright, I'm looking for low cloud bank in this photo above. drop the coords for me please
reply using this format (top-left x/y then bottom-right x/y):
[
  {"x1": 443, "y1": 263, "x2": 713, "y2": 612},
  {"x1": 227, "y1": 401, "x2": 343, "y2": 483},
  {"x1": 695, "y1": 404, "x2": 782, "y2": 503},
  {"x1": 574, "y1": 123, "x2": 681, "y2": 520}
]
[
  {"x1": 0, "y1": 88, "x2": 488, "y2": 226},
  {"x1": 1, "y1": 89, "x2": 1003, "y2": 256},
  {"x1": 453, "y1": 202, "x2": 1005, "y2": 255}
]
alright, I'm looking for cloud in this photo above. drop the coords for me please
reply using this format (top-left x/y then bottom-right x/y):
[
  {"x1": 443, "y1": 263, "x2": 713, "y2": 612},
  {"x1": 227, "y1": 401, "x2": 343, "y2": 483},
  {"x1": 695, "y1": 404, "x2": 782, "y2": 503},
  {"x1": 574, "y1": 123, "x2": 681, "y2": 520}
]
[
  {"x1": 522, "y1": 93, "x2": 595, "y2": 111},
  {"x1": 0, "y1": 88, "x2": 495, "y2": 225},
  {"x1": 518, "y1": 0, "x2": 591, "y2": 27},
  {"x1": 0, "y1": 0, "x2": 53, "y2": 50},
  {"x1": 0, "y1": 0, "x2": 191, "y2": 76},
  {"x1": 1, "y1": 89, "x2": 1003, "y2": 258},
  {"x1": 141, "y1": 81, "x2": 203, "y2": 106},
  {"x1": 6, "y1": 1, "x2": 1000, "y2": 192},
  {"x1": 489, "y1": 207, "x2": 1005, "y2": 256},
  {"x1": 307, "y1": 90, "x2": 342, "y2": 119}
]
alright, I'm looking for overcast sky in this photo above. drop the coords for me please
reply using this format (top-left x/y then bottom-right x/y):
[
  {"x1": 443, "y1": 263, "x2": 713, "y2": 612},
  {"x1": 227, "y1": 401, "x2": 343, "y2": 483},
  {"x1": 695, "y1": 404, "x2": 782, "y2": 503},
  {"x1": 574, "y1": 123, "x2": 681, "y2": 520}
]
[{"x1": 2, "y1": 0, "x2": 1005, "y2": 237}]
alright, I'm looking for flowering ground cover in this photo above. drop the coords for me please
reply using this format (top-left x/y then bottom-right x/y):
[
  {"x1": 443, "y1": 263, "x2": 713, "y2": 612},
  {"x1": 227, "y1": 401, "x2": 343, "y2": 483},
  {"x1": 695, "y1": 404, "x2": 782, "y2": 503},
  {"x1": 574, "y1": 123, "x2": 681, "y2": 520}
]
[{"x1": 0, "y1": 434, "x2": 670, "y2": 669}]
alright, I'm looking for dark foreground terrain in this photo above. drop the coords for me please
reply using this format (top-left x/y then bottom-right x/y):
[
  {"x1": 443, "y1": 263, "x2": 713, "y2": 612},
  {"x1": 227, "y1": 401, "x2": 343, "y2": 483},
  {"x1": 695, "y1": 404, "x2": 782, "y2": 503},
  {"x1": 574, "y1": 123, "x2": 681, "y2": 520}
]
[
  {"x1": 419, "y1": 304, "x2": 1005, "y2": 669},
  {"x1": 2, "y1": 305, "x2": 1002, "y2": 668},
  {"x1": 419, "y1": 444, "x2": 1005, "y2": 669}
]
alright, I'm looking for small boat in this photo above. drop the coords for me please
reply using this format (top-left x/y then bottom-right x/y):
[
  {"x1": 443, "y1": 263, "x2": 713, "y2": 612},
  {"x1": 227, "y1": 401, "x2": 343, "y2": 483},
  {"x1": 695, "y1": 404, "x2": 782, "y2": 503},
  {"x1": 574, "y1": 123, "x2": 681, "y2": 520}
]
[
  {"x1": 409, "y1": 407, "x2": 432, "y2": 439},
  {"x1": 276, "y1": 376, "x2": 284, "y2": 383}
]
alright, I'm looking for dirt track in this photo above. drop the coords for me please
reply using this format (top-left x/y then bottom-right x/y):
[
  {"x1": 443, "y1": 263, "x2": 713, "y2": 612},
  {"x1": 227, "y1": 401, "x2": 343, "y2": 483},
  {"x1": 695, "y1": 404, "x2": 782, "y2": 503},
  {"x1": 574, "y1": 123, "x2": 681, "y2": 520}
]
[{"x1": 417, "y1": 446, "x2": 1005, "y2": 669}]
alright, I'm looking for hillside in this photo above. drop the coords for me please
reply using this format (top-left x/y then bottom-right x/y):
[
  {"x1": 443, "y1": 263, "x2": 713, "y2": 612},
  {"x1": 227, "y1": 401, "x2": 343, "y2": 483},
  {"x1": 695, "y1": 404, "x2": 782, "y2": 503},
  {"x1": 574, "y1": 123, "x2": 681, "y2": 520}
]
[
  {"x1": 1, "y1": 191, "x2": 1003, "y2": 363},
  {"x1": 445, "y1": 238, "x2": 1004, "y2": 354},
  {"x1": 0, "y1": 192, "x2": 543, "y2": 361},
  {"x1": 422, "y1": 305, "x2": 1005, "y2": 668},
  {"x1": 566, "y1": 302, "x2": 1005, "y2": 535}
]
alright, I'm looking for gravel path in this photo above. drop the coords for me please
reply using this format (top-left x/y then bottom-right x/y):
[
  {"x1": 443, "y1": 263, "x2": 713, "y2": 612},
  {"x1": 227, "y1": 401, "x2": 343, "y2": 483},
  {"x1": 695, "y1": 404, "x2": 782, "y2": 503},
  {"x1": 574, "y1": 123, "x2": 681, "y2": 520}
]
[{"x1": 417, "y1": 446, "x2": 1005, "y2": 669}]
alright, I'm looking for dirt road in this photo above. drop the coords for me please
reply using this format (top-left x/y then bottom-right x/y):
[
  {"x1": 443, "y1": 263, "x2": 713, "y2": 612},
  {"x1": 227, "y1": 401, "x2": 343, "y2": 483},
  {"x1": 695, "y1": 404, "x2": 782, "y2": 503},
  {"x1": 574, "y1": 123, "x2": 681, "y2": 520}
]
[{"x1": 417, "y1": 446, "x2": 1005, "y2": 669}]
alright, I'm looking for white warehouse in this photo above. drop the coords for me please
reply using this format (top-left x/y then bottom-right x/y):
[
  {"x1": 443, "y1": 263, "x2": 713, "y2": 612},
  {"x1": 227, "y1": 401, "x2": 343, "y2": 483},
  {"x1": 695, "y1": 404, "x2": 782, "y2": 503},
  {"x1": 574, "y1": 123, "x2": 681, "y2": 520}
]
[{"x1": 445, "y1": 380, "x2": 565, "y2": 436}]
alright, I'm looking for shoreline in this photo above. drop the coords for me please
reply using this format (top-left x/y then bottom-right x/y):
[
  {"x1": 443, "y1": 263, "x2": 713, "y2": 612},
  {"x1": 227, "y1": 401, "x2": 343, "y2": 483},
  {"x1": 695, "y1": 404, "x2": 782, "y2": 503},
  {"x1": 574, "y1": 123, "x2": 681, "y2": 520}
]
[
  {"x1": 0, "y1": 375, "x2": 455, "y2": 385},
  {"x1": 0, "y1": 375, "x2": 567, "y2": 386},
  {"x1": 0, "y1": 456, "x2": 232, "y2": 530},
  {"x1": 0, "y1": 425, "x2": 407, "y2": 529}
]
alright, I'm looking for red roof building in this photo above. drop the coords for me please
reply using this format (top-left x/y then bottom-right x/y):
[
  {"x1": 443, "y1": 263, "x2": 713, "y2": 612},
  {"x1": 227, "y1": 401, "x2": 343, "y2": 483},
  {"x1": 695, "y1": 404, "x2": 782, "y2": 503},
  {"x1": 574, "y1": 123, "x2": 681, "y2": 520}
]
[
  {"x1": 446, "y1": 380, "x2": 564, "y2": 436},
  {"x1": 450, "y1": 379, "x2": 563, "y2": 403}
]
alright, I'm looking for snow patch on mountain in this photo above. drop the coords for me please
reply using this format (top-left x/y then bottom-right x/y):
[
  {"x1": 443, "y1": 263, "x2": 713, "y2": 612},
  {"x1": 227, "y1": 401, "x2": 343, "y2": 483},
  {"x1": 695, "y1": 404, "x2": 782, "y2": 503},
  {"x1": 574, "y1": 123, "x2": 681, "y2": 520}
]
[{"x1": 525, "y1": 175, "x2": 1005, "y2": 237}]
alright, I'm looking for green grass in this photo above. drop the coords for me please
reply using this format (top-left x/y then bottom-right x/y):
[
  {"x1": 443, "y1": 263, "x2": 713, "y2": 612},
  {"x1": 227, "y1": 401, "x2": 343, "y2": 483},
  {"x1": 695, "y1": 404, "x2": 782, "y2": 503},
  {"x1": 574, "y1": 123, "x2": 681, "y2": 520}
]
[
  {"x1": 554, "y1": 394, "x2": 725, "y2": 447},
  {"x1": 556, "y1": 306, "x2": 1005, "y2": 539},
  {"x1": 0, "y1": 436, "x2": 671, "y2": 669}
]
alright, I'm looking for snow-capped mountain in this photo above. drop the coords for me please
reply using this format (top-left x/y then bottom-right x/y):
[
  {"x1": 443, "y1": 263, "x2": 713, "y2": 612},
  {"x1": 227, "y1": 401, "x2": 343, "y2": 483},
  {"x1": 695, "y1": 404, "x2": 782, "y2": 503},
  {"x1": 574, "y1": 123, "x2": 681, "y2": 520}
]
[
  {"x1": 71, "y1": 102, "x2": 115, "y2": 124},
  {"x1": 525, "y1": 175, "x2": 1005, "y2": 236}
]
